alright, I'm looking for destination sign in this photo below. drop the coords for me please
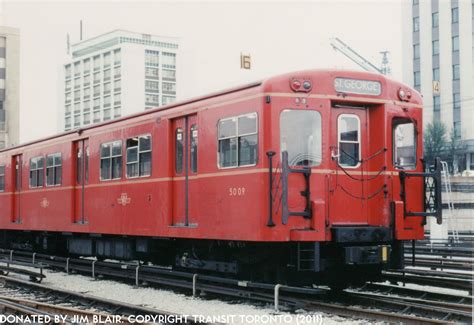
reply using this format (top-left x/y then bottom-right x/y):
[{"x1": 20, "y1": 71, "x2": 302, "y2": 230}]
[{"x1": 334, "y1": 78, "x2": 382, "y2": 96}]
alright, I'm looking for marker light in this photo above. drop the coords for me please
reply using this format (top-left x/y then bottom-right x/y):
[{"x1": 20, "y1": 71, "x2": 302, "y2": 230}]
[
  {"x1": 290, "y1": 79, "x2": 312, "y2": 92},
  {"x1": 291, "y1": 80, "x2": 302, "y2": 91},
  {"x1": 303, "y1": 81, "x2": 312, "y2": 90},
  {"x1": 398, "y1": 88, "x2": 407, "y2": 101}
]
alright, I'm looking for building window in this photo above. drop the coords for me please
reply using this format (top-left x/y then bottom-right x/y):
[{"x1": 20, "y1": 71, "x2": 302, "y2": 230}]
[
  {"x1": 413, "y1": 0, "x2": 419, "y2": 5},
  {"x1": 29, "y1": 157, "x2": 44, "y2": 188},
  {"x1": 145, "y1": 93, "x2": 159, "y2": 105},
  {"x1": 190, "y1": 124, "x2": 198, "y2": 173},
  {"x1": 453, "y1": 64, "x2": 460, "y2": 80},
  {"x1": 93, "y1": 110, "x2": 100, "y2": 123},
  {"x1": 0, "y1": 165, "x2": 5, "y2": 192},
  {"x1": 452, "y1": 7, "x2": 459, "y2": 23},
  {"x1": 337, "y1": 114, "x2": 360, "y2": 167},
  {"x1": 162, "y1": 96, "x2": 176, "y2": 105},
  {"x1": 74, "y1": 90, "x2": 81, "y2": 102},
  {"x1": 84, "y1": 100, "x2": 91, "y2": 112},
  {"x1": 162, "y1": 52, "x2": 176, "y2": 68},
  {"x1": 114, "y1": 93, "x2": 121, "y2": 106},
  {"x1": 93, "y1": 55, "x2": 100, "y2": 71},
  {"x1": 145, "y1": 50, "x2": 160, "y2": 67},
  {"x1": 433, "y1": 96, "x2": 441, "y2": 121},
  {"x1": 93, "y1": 98, "x2": 100, "y2": 110},
  {"x1": 74, "y1": 61, "x2": 81, "y2": 77},
  {"x1": 414, "y1": 71, "x2": 421, "y2": 87},
  {"x1": 470, "y1": 153, "x2": 474, "y2": 170},
  {"x1": 162, "y1": 69, "x2": 176, "y2": 80},
  {"x1": 103, "y1": 108, "x2": 111, "y2": 121},
  {"x1": 114, "y1": 66, "x2": 121, "y2": 79},
  {"x1": 104, "y1": 82, "x2": 111, "y2": 94},
  {"x1": 433, "y1": 68, "x2": 440, "y2": 81},
  {"x1": 83, "y1": 59, "x2": 91, "y2": 75},
  {"x1": 114, "y1": 79, "x2": 121, "y2": 92},
  {"x1": 84, "y1": 74, "x2": 91, "y2": 87},
  {"x1": 93, "y1": 72, "x2": 100, "y2": 84},
  {"x1": 100, "y1": 141, "x2": 122, "y2": 181},
  {"x1": 163, "y1": 82, "x2": 176, "y2": 93},
  {"x1": 413, "y1": 44, "x2": 420, "y2": 59},
  {"x1": 145, "y1": 80, "x2": 159, "y2": 92},
  {"x1": 104, "y1": 95, "x2": 111, "y2": 108},
  {"x1": 93, "y1": 85, "x2": 100, "y2": 97},
  {"x1": 65, "y1": 104, "x2": 72, "y2": 115},
  {"x1": 145, "y1": 67, "x2": 159, "y2": 79},
  {"x1": 453, "y1": 93, "x2": 461, "y2": 139},
  {"x1": 393, "y1": 121, "x2": 416, "y2": 170},
  {"x1": 83, "y1": 112, "x2": 91, "y2": 125},
  {"x1": 218, "y1": 113, "x2": 258, "y2": 168},
  {"x1": 84, "y1": 87, "x2": 91, "y2": 99},
  {"x1": 46, "y1": 153, "x2": 62, "y2": 186},
  {"x1": 432, "y1": 12, "x2": 439, "y2": 27},
  {"x1": 65, "y1": 116, "x2": 71, "y2": 129},
  {"x1": 126, "y1": 135, "x2": 152, "y2": 178},
  {"x1": 65, "y1": 92, "x2": 72, "y2": 103},
  {"x1": 65, "y1": 65, "x2": 72, "y2": 79},
  {"x1": 413, "y1": 17, "x2": 419, "y2": 32},
  {"x1": 74, "y1": 102, "x2": 81, "y2": 114},
  {"x1": 65, "y1": 80, "x2": 71, "y2": 91},
  {"x1": 114, "y1": 106, "x2": 121, "y2": 118},
  {"x1": 432, "y1": 40, "x2": 439, "y2": 55},
  {"x1": 452, "y1": 36, "x2": 459, "y2": 52},
  {"x1": 103, "y1": 52, "x2": 111, "y2": 68},
  {"x1": 74, "y1": 114, "x2": 81, "y2": 127},
  {"x1": 104, "y1": 69, "x2": 111, "y2": 81},
  {"x1": 114, "y1": 49, "x2": 121, "y2": 65}
]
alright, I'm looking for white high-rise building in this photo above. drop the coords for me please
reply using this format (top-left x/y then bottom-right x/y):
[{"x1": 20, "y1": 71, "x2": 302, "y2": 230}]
[
  {"x1": 0, "y1": 26, "x2": 20, "y2": 149},
  {"x1": 402, "y1": 0, "x2": 474, "y2": 173},
  {"x1": 63, "y1": 30, "x2": 179, "y2": 132}
]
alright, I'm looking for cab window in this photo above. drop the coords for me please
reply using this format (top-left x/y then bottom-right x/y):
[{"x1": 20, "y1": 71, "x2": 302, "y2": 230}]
[
  {"x1": 393, "y1": 120, "x2": 416, "y2": 170},
  {"x1": 280, "y1": 110, "x2": 322, "y2": 166},
  {"x1": 338, "y1": 114, "x2": 360, "y2": 167}
]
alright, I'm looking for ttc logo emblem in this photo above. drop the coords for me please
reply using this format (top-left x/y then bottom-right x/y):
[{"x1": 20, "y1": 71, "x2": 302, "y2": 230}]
[
  {"x1": 40, "y1": 198, "x2": 50, "y2": 208},
  {"x1": 117, "y1": 193, "x2": 131, "y2": 206}
]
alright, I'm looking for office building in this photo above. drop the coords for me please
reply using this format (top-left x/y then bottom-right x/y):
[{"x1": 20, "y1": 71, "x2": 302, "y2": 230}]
[
  {"x1": 63, "y1": 30, "x2": 179, "y2": 131},
  {"x1": 402, "y1": 0, "x2": 473, "y2": 173},
  {"x1": 0, "y1": 26, "x2": 20, "y2": 149}
]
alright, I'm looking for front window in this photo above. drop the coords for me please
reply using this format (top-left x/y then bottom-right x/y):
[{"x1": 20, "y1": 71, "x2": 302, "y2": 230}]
[
  {"x1": 338, "y1": 114, "x2": 360, "y2": 167},
  {"x1": 218, "y1": 113, "x2": 258, "y2": 168},
  {"x1": 280, "y1": 110, "x2": 322, "y2": 167},
  {"x1": 393, "y1": 121, "x2": 416, "y2": 170}
]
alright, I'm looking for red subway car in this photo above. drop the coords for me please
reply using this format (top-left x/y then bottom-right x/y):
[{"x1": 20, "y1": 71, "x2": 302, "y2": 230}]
[{"x1": 0, "y1": 70, "x2": 441, "y2": 287}]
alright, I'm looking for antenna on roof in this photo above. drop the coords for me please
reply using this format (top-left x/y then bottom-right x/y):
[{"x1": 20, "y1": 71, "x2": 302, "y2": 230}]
[{"x1": 66, "y1": 33, "x2": 70, "y2": 55}]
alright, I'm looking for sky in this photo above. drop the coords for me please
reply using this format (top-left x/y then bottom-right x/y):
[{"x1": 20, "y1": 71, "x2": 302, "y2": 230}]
[{"x1": 1, "y1": 0, "x2": 404, "y2": 143}]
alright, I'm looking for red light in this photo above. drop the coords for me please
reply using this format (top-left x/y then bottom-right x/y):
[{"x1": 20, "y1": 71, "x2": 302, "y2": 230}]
[{"x1": 291, "y1": 80, "x2": 301, "y2": 91}]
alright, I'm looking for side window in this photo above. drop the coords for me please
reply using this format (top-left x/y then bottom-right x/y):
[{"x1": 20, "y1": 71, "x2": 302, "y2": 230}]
[
  {"x1": 46, "y1": 153, "x2": 62, "y2": 186},
  {"x1": 30, "y1": 157, "x2": 44, "y2": 188},
  {"x1": 190, "y1": 125, "x2": 198, "y2": 173},
  {"x1": 393, "y1": 120, "x2": 416, "y2": 170},
  {"x1": 338, "y1": 114, "x2": 360, "y2": 167},
  {"x1": 0, "y1": 165, "x2": 5, "y2": 192},
  {"x1": 218, "y1": 113, "x2": 258, "y2": 168},
  {"x1": 100, "y1": 141, "x2": 122, "y2": 181},
  {"x1": 126, "y1": 135, "x2": 151, "y2": 178},
  {"x1": 175, "y1": 128, "x2": 183, "y2": 173}
]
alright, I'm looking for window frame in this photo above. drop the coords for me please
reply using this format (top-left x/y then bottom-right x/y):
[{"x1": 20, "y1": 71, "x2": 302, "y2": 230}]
[
  {"x1": 29, "y1": 156, "x2": 45, "y2": 189},
  {"x1": 0, "y1": 164, "x2": 5, "y2": 192},
  {"x1": 100, "y1": 140, "x2": 123, "y2": 181},
  {"x1": 126, "y1": 134, "x2": 152, "y2": 179},
  {"x1": 217, "y1": 112, "x2": 258, "y2": 169},
  {"x1": 392, "y1": 119, "x2": 417, "y2": 170},
  {"x1": 337, "y1": 114, "x2": 361, "y2": 169},
  {"x1": 46, "y1": 153, "x2": 62, "y2": 187}
]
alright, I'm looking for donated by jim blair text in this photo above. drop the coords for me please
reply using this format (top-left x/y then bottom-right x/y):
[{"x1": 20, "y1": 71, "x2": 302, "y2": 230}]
[{"x1": 0, "y1": 314, "x2": 324, "y2": 324}]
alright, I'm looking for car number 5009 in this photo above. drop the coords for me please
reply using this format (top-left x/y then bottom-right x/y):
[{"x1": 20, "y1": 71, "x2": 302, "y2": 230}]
[{"x1": 229, "y1": 187, "x2": 246, "y2": 196}]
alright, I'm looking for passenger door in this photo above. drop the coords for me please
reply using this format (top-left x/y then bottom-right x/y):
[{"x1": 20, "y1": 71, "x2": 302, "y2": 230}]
[
  {"x1": 74, "y1": 139, "x2": 89, "y2": 224},
  {"x1": 330, "y1": 106, "x2": 368, "y2": 225},
  {"x1": 12, "y1": 154, "x2": 22, "y2": 223},
  {"x1": 172, "y1": 114, "x2": 198, "y2": 226}
]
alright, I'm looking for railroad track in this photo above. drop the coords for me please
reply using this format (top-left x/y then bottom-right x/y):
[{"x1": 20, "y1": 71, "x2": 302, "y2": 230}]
[
  {"x1": 0, "y1": 275, "x2": 200, "y2": 324},
  {"x1": 0, "y1": 248, "x2": 471, "y2": 324}
]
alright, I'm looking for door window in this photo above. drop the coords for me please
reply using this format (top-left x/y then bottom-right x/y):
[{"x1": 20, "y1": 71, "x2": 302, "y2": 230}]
[
  {"x1": 280, "y1": 110, "x2": 322, "y2": 166},
  {"x1": 175, "y1": 128, "x2": 184, "y2": 173},
  {"x1": 338, "y1": 114, "x2": 360, "y2": 167},
  {"x1": 190, "y1": 125, "x2": 198, "y2": 173},
  {"x1": 393, "y1": 121, "x2": 416, "y2": 169}
]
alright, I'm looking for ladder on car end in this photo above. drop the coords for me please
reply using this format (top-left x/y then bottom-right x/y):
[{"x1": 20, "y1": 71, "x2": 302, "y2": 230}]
[{"x1": 440, "y1": 161, "x2": 459, "y2": 243}]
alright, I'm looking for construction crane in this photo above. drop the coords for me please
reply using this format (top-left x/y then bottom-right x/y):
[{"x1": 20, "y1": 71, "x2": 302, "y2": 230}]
[{"x1": 330, "y1": 37, "x2": 391, "y2": 75}]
